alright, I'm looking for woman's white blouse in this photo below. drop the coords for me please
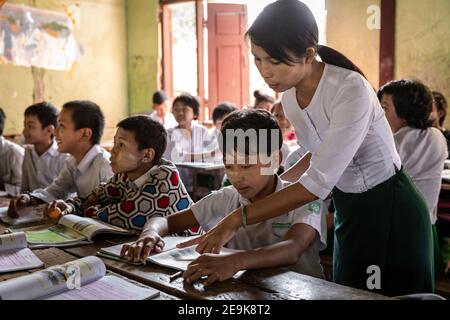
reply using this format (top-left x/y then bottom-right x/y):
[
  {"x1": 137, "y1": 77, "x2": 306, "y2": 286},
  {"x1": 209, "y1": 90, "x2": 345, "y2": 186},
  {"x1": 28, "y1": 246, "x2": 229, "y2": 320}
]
[{"x1": 282, "y1": 63, "x2": 401, "y2": 199}]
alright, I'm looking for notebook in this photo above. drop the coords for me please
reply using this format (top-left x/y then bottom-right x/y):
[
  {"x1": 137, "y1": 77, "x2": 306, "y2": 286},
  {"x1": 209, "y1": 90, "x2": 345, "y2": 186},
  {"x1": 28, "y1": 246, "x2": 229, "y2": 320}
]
[{"x1": 0, "y1": 232, "x2": 44, "y2": 273}]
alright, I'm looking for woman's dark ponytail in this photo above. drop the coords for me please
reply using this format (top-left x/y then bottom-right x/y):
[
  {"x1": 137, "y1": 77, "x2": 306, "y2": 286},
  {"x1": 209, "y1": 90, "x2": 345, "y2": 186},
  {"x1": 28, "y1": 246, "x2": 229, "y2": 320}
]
[{"x1": 317, "y1": 45, "x2": 366, "y2": 78}]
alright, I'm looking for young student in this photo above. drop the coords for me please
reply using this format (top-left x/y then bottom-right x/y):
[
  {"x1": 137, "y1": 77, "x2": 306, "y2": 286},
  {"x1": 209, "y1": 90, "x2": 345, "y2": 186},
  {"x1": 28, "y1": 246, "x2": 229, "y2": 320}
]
[
  {"x1": 183, "y1": 0, "x2": 434, "y2": 296},
  {"x1": 271, "y1": 102, "x2": 297, "y2": 167},
  {"x1": 253, "y1": 89, "x2": 275, "y2": 111},
  {"x1": 8, "y1": 100, "x2": 113, "y2": 217},
  {"x1": 378, "y1": 79, "x2": 448, "y2": 276},
  {"x1": 430, "y1": 91, "x2": 450, "y2": 158},
  {"x1": 121, "y1": 109, "x2": 327, "y2": 281},
  {"x1": 211, "y1": 102, "x2": 237, "y2": 139},
  {"x1": 0, "y1": 107, "x2": 24, "y2": 193},
  {"x1": 21, "y1": 102, "x2": 69, "y2": 192},
  {"x1": 164, "y1": 93, "x2": 213, "y2": 161},
  {"x1": 149, "y1": 90, "x2": 177, "y2": 129},
  {"x1": 163, "y1": 94, "x2": 214, "y2": 192},
  {"x1": 47, "y1": 116, "x2": 193, "y2": 231}
]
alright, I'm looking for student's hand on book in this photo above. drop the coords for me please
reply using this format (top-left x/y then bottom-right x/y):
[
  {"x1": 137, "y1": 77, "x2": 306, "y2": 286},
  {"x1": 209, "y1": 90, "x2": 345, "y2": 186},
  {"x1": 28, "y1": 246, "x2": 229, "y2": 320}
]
[
  {"x1": 44, "y1": 200, "x2": 72, "y2": 219},
  {"x1": 120, "y1": 231, "x2": 165, "y2": 264},
  {"x1": 183, "y1": 253, "x2": 238, "y2": 286},
  {"x1": 177, "y1": 209, "x2": 241, "y2": 254},
  {"x1": 7, "y1": 194, "x2": 31, "y2": 218}
]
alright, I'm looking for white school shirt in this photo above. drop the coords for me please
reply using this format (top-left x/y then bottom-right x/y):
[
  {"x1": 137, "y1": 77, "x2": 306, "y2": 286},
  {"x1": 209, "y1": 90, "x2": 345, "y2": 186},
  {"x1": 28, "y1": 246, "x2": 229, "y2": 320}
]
[
  {"x1": 191, "y1": 175, "x2": 327, "y2": 279},
  {"x1": 0, "y1": 136, "x2": 24, "y2": 190},
  {"x1": 394, "y1": 126, "x2": 447, "y2": 224},
  {"x1": 164, "y1": 122, "x2": 214, "y2": 162},
  {"x1": 21, "y1": 140, "x2": 69, "y2": 192},
  {"x1": 281, "y1": 63, "x2": 401, "y2": 199},
  {"x1": 150, "y1": 111, "x2": 177, "y2": 129},
  {"x1": 31, "y1": 145, "x2": 113, "y2": 202}
]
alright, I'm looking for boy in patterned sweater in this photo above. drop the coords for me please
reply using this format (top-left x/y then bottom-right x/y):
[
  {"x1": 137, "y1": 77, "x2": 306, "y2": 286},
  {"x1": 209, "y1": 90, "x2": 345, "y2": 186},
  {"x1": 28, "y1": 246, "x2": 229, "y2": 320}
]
[{"x1": 46, "y1": 115, "x2": 193, "y2": 232}]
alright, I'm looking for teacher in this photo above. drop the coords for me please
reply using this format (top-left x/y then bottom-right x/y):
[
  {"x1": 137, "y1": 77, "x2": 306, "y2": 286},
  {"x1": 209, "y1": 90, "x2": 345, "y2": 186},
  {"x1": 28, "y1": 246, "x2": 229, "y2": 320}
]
[{"x1": 181, "y1": 0, "x2": 433, "y2": 296}]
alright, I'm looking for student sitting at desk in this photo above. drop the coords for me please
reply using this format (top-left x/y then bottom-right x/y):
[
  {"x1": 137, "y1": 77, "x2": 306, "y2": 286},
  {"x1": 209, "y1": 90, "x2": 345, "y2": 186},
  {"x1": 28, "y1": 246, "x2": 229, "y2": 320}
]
[
  {"x1": 121, "y1": 109, "x2": 327, "y2": 282},
  {"x1": 378, "y1": 79, "x2": 448, "y2": 275},
  {"x1": 21, "y1": 102, "x2": 69, "y2": 192},
  {"x1": 164, "y1": 93, "x2": 215, "y2": 192},
  {"x1": 8, "y1": 100, "x2": 113, "y2": 217},
  {"x1": 46, "y1": 116, "x2": 193, "y2": 231},
  {"x1": 0, "y1": 108, "x2": 24, "y2": 194},
  {"x1": 164, "y1": 93, "x2": 214, "y2": 162}
]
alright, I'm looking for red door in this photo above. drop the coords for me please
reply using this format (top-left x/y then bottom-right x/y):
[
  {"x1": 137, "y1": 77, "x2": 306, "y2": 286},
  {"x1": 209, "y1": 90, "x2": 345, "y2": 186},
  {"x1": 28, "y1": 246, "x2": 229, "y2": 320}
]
[{"x1": 207, "y1": 3, "x2": 249, "y2": 116}]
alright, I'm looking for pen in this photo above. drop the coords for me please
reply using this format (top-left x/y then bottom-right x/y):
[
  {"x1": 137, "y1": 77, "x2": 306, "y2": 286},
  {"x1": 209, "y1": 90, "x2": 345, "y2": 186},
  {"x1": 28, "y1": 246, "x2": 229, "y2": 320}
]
[{"x1": 169, "y1": 270, "x2": 183, "y2": 282}]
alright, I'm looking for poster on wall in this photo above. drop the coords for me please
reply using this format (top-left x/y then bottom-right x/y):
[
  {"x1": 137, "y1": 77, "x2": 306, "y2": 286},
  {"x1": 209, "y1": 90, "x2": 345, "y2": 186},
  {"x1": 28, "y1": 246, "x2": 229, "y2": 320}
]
[{"x1": 0, "y1": 2, "x2": 82, "y2": 71}]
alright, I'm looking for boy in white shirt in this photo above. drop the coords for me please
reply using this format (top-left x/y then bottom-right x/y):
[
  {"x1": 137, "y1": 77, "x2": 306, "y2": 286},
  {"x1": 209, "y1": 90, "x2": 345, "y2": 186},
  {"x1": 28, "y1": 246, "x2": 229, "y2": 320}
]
[
  {"x1": 0, "y1": 108, "x2": 24, "y2": 193},
  {"x1": 378, "y1": 79, "x2": 448, "y2": 275},
  {"x1": 21, "y1": 102, "x2": 69, "y2": 192},
  {"x1": 121, "y1": 109, "x2": 327, "y2": 283},
  {"x1": 8, "y1": 100, "x2": 113, "y2": 217},
  {"x1": 149, "y1": 90, "x2": 177, "y2": 129}
]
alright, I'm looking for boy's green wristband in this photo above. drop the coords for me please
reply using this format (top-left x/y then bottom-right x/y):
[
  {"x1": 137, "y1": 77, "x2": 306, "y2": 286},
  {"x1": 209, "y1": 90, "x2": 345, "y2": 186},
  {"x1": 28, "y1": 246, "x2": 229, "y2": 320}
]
[{"x1": 241, "y1": 205, "x2": 247, "y2": 228}]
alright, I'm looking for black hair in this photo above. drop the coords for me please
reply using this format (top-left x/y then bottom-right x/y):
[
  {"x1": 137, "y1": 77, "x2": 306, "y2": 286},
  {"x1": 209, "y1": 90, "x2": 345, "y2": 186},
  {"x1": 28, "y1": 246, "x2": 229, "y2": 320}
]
[
  {"x1": 0, "y1": 108, "x2": 6, "y2": 136},
  {"x1": 377, "y1": 79, "x2": 433, "y2": 130},
  {"x1": 253, "y1": 90, "x2": 275, "y2": 108},
  {"x1": 173, "y1": 93, "x2": 200, "y2": 118},
  {"x1": 62, "y1": 100, "x2": 105, "y2": 145},
  {"x1": 117, "y1": 115, "x2": 167, "y2": 166},
  {"x1": 220, "y1": 109, "x2": 282, "y2": 157},
  {"x1": 24, "y1": 101, "x2": 59, "y2": 129},
  {"x1": 152, "y1": 90, "x2": 169, "y2": 105},
  {"x1": 270, "y1": 101, "x2": 282, "y2": 114},
  {"x1": 432, "y1": 91, "x2": 448, "y2": 127},
  {"x1": 246, "y1": 0, "x2": 365, "y2": 77},
  {"x1": 212, "y1": 102, "x2": 237, "y2": 124}
]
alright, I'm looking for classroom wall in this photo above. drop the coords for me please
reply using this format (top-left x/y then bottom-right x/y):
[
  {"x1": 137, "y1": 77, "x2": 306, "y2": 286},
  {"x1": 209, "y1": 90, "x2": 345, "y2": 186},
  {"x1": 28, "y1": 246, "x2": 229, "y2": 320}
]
[
  {"x1": 395, "y1": 0, "x2": 450, "y2": 128},
  {"x1": 126, "y1": 0, "x2": 160, "y2": 116},
  {"x1": 0, "y1": 0, "x2": 128, "y2": 142},
  {"x1": 325, "y1": 0, "x2": 381, "y2": 89}
]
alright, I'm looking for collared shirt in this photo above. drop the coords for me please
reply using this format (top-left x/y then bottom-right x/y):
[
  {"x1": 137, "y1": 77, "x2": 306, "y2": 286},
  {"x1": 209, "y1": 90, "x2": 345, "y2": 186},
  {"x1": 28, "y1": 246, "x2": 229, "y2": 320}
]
[
  {"x1": 0, "y1": 136, "x2": 24, "y2": 191},
  {"x1": 31, "y1": 145, "x2": 113, "y2": 202},
  {"x1": 164, "y1": 122, "x2": 215, "y2": 162},
  {"x1": 68, "y1": 159, "x2": 193, "y2": 231},
  {"x1": 394, "y1": 126, "x2": 448, "y2": 224},
  {"x1": 282, "y1": 63, "x2": 401, "y2": 199},
  {"x1": 191, "y1": 175, "x2": 327, "y2": 279},
  {"x1": 149, "y1": 111, "x2": 178, "y2": 129},
  {"x1": 21, "y1": 140, "x2": 69, "y2": 192}
]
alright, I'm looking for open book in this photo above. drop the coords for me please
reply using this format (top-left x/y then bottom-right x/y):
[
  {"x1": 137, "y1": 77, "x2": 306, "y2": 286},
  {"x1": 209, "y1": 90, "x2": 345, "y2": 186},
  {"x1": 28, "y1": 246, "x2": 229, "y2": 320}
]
[
  {"x1": 98, "y1": 236, "x2": 238, "y2": 271},
  {"x1": 0, "y1": 204, "x2": 47, "y2": 226},
  {"x1": 0, "y1": 232, "x2": 44, "y2": 273},
  {"x1": 0, "y1": 256, "x2": 160, "y2": 300},
  {"x1": 24, "y1": 215, "x2": 134, "y2": 248}
]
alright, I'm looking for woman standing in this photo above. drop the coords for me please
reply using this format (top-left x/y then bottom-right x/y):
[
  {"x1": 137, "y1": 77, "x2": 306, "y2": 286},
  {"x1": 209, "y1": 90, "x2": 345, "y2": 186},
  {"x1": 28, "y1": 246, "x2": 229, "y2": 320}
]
[{"x1": 180, "y1": 0, "x2": 434, "y2": 296}]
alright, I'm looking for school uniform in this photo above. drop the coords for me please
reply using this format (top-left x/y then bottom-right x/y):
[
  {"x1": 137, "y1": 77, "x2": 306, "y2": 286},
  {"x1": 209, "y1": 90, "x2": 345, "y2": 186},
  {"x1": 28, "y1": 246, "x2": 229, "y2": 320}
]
[
  {"x1": 0, "y1": 136, "x2": 24, "y2": 191},
  {"x1": 31, "y1": 145, "x2": 113, "y2": 202},
  {"x1": 164, "y1": 123, "x2": 215, "y2": 192},
  {"x1": 191, "y1": 175, "x2": 327, "y2": 279},
  {"x1": 281, "y1": 63, "x2": 434, "y2": 295},
  {"x1": 67, "y1": 159, "x2": 193, "y2": 231},
  {"x1": 21, "y1": 140, "x2": 69, "y2": 192},
  {"x1": 394, "y1": 126, "x2": 448, "y2": 276},
  {"x1": 149, "y1": 111, "x2": 177, "y2": 129}
]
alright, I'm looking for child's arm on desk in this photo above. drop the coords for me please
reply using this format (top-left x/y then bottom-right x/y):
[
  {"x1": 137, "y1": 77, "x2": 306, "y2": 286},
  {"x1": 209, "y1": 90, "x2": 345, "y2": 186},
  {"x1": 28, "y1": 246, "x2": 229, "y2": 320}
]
[
  {"x1": 120, "y1": 209, "x2": 200, "y2": 264},
  {"x1": 183, "y1": 223, "x2": 316, "y2": 286}
]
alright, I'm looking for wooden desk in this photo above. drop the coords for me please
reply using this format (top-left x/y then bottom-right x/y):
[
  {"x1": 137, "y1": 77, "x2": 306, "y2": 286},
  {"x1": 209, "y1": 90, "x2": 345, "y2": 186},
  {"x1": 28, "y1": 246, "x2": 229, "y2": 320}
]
[
  {"x1": 63, "y1": 237, "x2": 388, "y2": 300},
  {"x1": 175, "y1": 162, "x2": 226, "y2": 201}
]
